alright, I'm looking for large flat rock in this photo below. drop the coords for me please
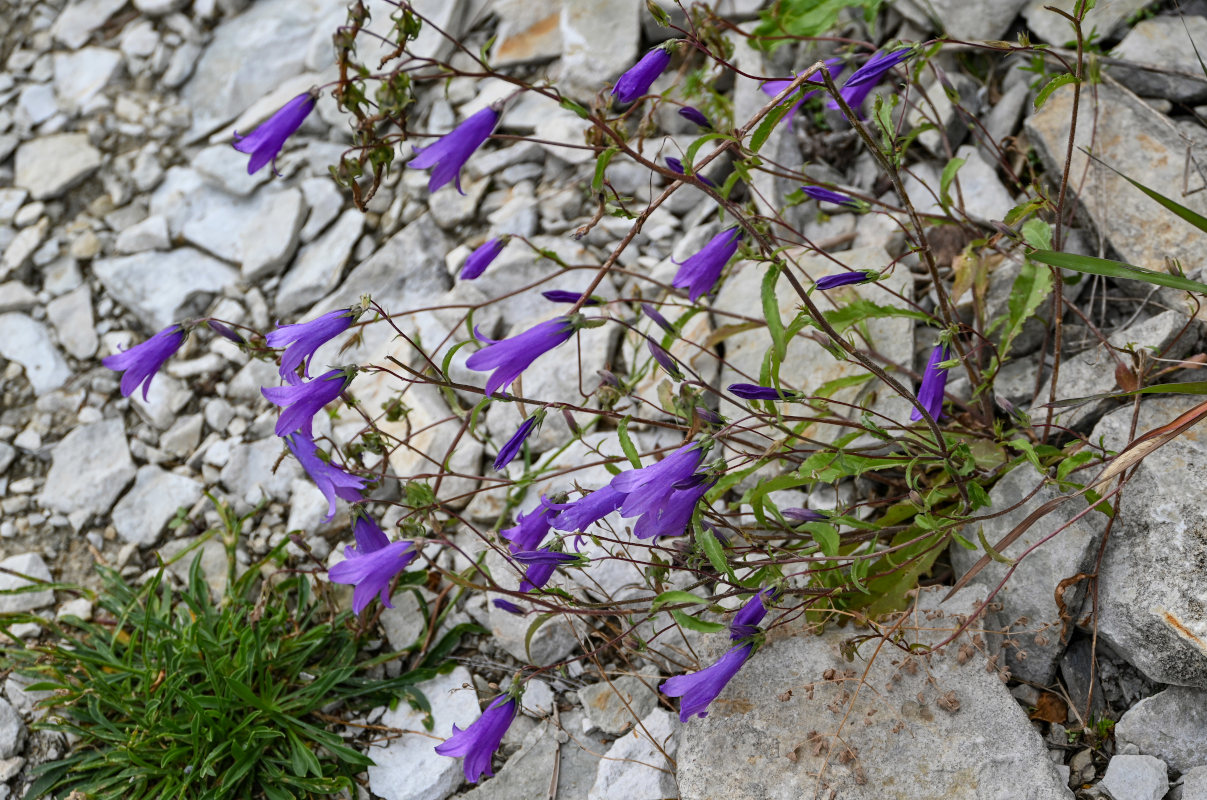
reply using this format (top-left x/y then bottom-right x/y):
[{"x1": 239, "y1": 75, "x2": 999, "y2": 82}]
[{"x1": 93, "y1": 248, "x2": 240, "y2": 331}]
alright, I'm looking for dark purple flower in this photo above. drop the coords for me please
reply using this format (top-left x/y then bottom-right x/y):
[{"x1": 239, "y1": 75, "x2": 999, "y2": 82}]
[
  {"x1": 103, "y1": 324, "x2": 186, "y2": 401},
  {"x1": 728, "y1": 383, "x2": 802, "y2": 401},
  {"x1": 678, "y1": 106, "x2": 712, "y2": 129},
  {"x1": 466, "y1": 316, "x2": 576, "y2": 396},
  {"x1": 910, "y1": 343, "x2": 952, "y2": 422},
  {"x1": 613, "y1": 443, "x2": 705, "y2": 521},
  {"x1": 461, "y1": 236, "x2": 508, "y2": 280},
  {"x1": 631, "y1": 477, "x2": 714, "y2": 540},
  {"x1": 494, "y1": 412, "x2": 541, "y2": 471},
  {"x1": 285, "y1": 433, "x2": 368, "y2": 520},
  {"x1": 492, "y1": 598, "x2": 525, "y2": 615},
  {"x1": 612, "y1": 44, "x2": 672, "y2": 104},
  {"x1": 232, "y1": 90, "x2": 317, "y2": 175},
  {"x1": 328, "y1": 515, "x2": 416, "y2": 613},
  {"x1": 541, "y1": 290, "x2": 601, "y2": 305},
  {"x1": 434, "y1": 695, "x2": 518, "y2": 783},
  {"x1": 206, "y1": 319, "x2": 244, "y2": 344},
  {"x1": 759, "y1": 58, "x2": 845, "y2": 130},
  {"x1": 265, "y1": 307, "x2": 359, "y2": 385},
  {"x1": 512, "y1": 549, "x2": 578, "y2": 567},
  {"x1": 500, "y1": 500, "x2": 556, "y2": 553},
  {"x1": 262, "y1": 368, "x2": 354, "y2": 437},
  {"x1": 647, "y1": 337, "x2": 683, "y2": 380},
  {"x1": 672, "y1": 227, "x2": 743, "y2": 302},
  {"x1": 694, "y1": 406, "x2": 724, "y2": 426},
  {"x1": 782, "y1": 507, "x2": 829, "y2": 523},
  {"x1": 829, "y1": 48, "x2": 912, "y2": 114},
  {"x1": 550, "y1": 486, "x2": 625, "y2": 532},
  {"x1": 408, "y1": 106, "x2": 500, "y2": 193},
  {"x1": 665, "y1": 157, "x2": 717, "y2": 188},
  {"x1": 660, "y1": 643, "x2": 754, "y2": 721},
  {"x1": 815, "y1": 270, "x2": 874, "y2": 290},
  {"x1": 803, "y1": 185, "x2": 859, "y2": 208},
  {"x1": 641, "y1": 303, "x2": 675, "y2": 334},
  {"x1": 729, "y1": 589, "x2": 774, "y2": 640}
]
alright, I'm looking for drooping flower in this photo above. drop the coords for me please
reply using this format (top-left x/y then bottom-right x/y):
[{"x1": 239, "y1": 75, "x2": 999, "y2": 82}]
[
  {"x1": 515, "y1": 548, "x2": 579, "y2": 592},
  {"x1": 803, "y1": 185, "x2": 860, "y2": 208},
  {"x1": 492, "y1": 598, "x2": 525, "y2": 615},
  {"x1": 285, "y1": 433, "x2": 368, "y2": 520},
  {"x1": 465, "y1": 316, "x2": 576, "y2": 396},
  {"x1": 612, "y1": 44, "x2": 673, "y2": 104},
  {"x1": 434, "y1": 695, "x2": 519, "y2": 783},
  {"x1": 672, "y1": 227, "x2": 743, "y2": 302},
  {"x1": 660, "y1": 643, "x2": 754, "y2": 721},
  {"x1": 815, "y1": 270, "x2": 875, "y2": 290},
  {"x1": 262, "y1": 368, "x2": 355, "y2": 437},
  {"x1": 759, "y1": 58, "x2": 845, "y2": 129},
  {"x1": 631, "y1": 475, "x2": 715, "y2": 540},
  {"x1": 461, "y1": 236, "x2": 509, "y2": 280},
  {"x1": 265, "y1": 307, "x2": 360, "y2": 385},
  {"x1": 500, "y1": 499, "x2": 556, "y2": 553},
  {"x1": 728, "y1": 383, "x2": 802, "y2": 401},
  {"x1": 408, "y1": 105, "x2": 501, "y2": 193},
  {"x1": 550, "y1": 486, "x2": 625, "y2": 533},
  {"x1": 206, "y1": 319, "x2": 244, "y2": 344},
  {"x1": 103, "y1": 324, "x2": 186, "y2": 401},
  {"x1": 678, "y1": 106, "x2": 712, "y2": 129},
  {"x1": 829, "y1": 48, "x2": 912, "y2": 115},
  {"x1": 666, "y1": 157, "x2": 717, "y2": 188},
  {"x1": 641, "y1": 303, "x2": 675, "y2": 334},
  {"x1": 541, "y1": 290, "x2": 601, "y2": 305},
  {"x1": 328, "y1": 514, "x2": 417, "y2": 613},
  {"x1": 613, "y1": 443, "x2": 705, "y2": 522},
  {"x1": 729, "y1": 589, "x2": 774, "y2": 640},
  {"x1": 910, "y1": 343, "x2": 952, "y2": 422},
  {"x1": 494, "y1": 412, "x2": 542, "y2": 471},
  {"x1": 647, "y1": 337, "x2": 683, "y2": 380},
  {"x1": 782, "y1": 507, "x2": 829, "y2": 523},
  {"x1": 232, "y1": 90, "x2": 317, "y2": 175}
]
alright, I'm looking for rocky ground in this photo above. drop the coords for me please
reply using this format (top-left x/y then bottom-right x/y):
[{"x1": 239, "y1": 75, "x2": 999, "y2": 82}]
[{"x1": 3, "y1": 0, "x2": 1207, "y2": 798}]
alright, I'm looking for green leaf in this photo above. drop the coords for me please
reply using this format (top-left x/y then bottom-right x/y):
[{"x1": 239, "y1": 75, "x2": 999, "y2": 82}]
[
  {"x1": 999, "y1": 255, "x2": 1052, "y2": 358},
  {"x1": 750, "y1": 92, "x2": 799, "y2": 152},
  {"x1": 977, "y1": 527, "x2": 1017, "y2": 565},
  {"x1": 806, "y1": 523, "x2": 840, "y2": 557},
  {"x1": 819, "y1": 299, "x2": 933, "y2": 334},
  {"x1": 670, "y1": 610, "x2": 726, "y2": 633},
  {"x1": 559, "y1": 98, "x2": 590, "y2": 119},
  {"x1": 753, "y1": 0, "x2": 884, "y2": 46},
  {"x1": 1020, "y1": 218, "x2": 1052, "y2": 250},
  {"x1": 697, "y1": 525, "x2": 733, "y2": 579},
  {"x1": 1045, "y1": 380, "x2": 1207, "y2": 408},
  {"x1": 1030, "y1": 250, "x2": 1207, "y2": 294},
  {"x1": 592, "y1": 147, "x2": 618, "y2": 193},
  {"x1": 651, "y1": 590, "x2": 709, "y2": 611},
  {"x1": 1087, "y1": 154, "x2": 1207, "y2": 236},
  {"x1": 1034, "y1": 73, "x2": 1079, "y2": 109},
  {"x1": 762, "y1": 264, "x2": 787, "y2": 362},
  {"x1": 939, "y1": 156, "x2": 966, "y2": 208},
  {"x1": 617, "y1": 417, "x2": 641, "y2": 469}
]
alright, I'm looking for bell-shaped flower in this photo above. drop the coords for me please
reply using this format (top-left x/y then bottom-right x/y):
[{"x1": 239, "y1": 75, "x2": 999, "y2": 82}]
[
  {"x1": 910, "y1": 343, "x2": 952, "y2": 421},
  {"x1": 461, "y1": 236, "x2": 508, "y2": 280},
  {"x1": 232, "y1": 91, "x2": 317, "y2": 175},
  {"x1": 630, "y1": 474, "x2": 715, "y2": 540},
  {"x1": 612, "y1": 44, "x2": 673, "y2": 103},
  {"x1": 285, "y1": 433, "x2": 367, "y2": 520},
  {"x1": 729, "y1": 588, "x2": 775, "y2": 640},
  {"x1": 541, "y1": 290, "x2": 601, "y2": 305},
  {"x1": 672, "y1": 227, "x2": 743, "y2": 302},
  {"x1": 829, "y1": 48, "x2": 912, "y2": 115},
  {"x1": 103, "y1": 323, "x2": 186, "y2": 400},
  {"x1": 328, "y1": 514, "x2": 416, "y2": 613},
  {"x1": 549, "y1": 486, "x2": 625, "y2": 533},
  {"x1": 802, "y1": 185, "x2": 860, "y2": 208},
  {"x1": 728, "y1": 383, "x2": 802, "y2": 401},
  {"x1": 660, "y1": 643, "x2": 754, "y2": 721},
  {"x1": 494, "y1": 411, "x2": 542, "y2": 471},
  {"x1": 466, "y1": 316, "x2": 576, "y2": 396},
  {"x1": 759, "y1": 58, "x2": 845, "y2": 129},
  {"x1": 408, "y1": 106, "x2": 500, "y2": 193},
  {"x1": 815, "y1": 270, "x2": 876, "y2": 289},
  {"x1": 612, "y1": 443, "x2": 706, "y2": 522},
  {"x1": 500, "y1": 499, "x2": 556, "y2": 553},
  {"x1": 434, "y1": 695, "x2": 519, "y2": 783},
  {"x1": 678, "y1": 106, "x2": 712, "y2": 129},
  {"x1": 265, "y1": 307, "x2": 359, "y2": 385},
  {"x1": 262, "y1": 368, "x2": 355, "y2": 437},
  {"x1": 666, "y1": 157, "x2": 717, "y2": 188}
]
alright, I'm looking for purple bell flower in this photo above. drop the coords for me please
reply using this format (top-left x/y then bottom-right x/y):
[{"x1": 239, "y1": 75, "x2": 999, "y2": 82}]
[
  {"x1": 512, "y1": 549, "x2": 578, "y2": 567},
  {"x1": 327, "y1": 515, "x2": 416, "y2": 614},
  {"x1": 262, "y1": 368, "x2": 354, "y2": 437},
  {"x1": 631, "y1": 477, "x2": 715, "y2": 540},
  {"x1": 647, "y1": 337, "x2": 684, "y2": 380},
  {"x1": 613, "y1": 443, "x2": 705, "y2": 521},
  {"x1": 461, "y1": 236, "x2": 508, "y2": 280},
  {"x1": 500, "y1": 500, "x2": 556, "y2": 553},
  {"x1": 672, "y1": 227, "x2": 743, "y2": 302},
  {"x1": 265, "y1": 307, "x2": 359, "y2": 385},
  {"x1": 678, "y1": 106, "x2": 712, "y2": 129},
  {"x1": 815, "y1": 271, "x2": 874, "y2": 290},
  {"x1": 103, "y1": 324, "x2": 186, "y2": 401},
  {"x1": 660, "y1": 643, "x2": 754, "y2": 721},
  {"x1": 541, "y1": 290, "x2": 601, "y2": 305},
  {"x1": 729, "y1": 589, "x2": 774, "y2": 640},
  {"x1": 612, "y1": 44, "x2": 673, "y2": 104},
  {"x1": 232, "y1": 91, "x2": 317, "y2": 175},
  {"x1": 666, "y1": 157, "x2": 717, "y2": 188},
  {"x1": 206, "y1": 319, "x2": 244, "y2": 344},
  {"x1": 434, "y1": 695, "x2": 519, "y2": 783},
  {"x1": 910, "y1": 343, "x2": 952, "y2": 421},
  {"x1": 492, "y1": 598, "x2": 525, "y2": 615},
  {"x1": 829, "y1": 48, "x2": 912, "y2": 114},
  {"x1": 285, "y1": 433, "x2": 367, "y2": 520},
  {"x1": 466, "y1": 316, "x2": 576, "y2": 396},
  {"x1": 408, "y1": 106, "x2": 500, "y2": 194},
  {"x1": 728, "y1": 383, "x2": 802, "y2": 401},
  {"x1": 494, "y1": 413, "x2": 541, "y2": 471},
  {"x1": 782, "y1": 507, "x2": 829, "y2": 523},
  {"x1": 759, "y1": 58, "x2": 845, "y2": 130},
  {"x1": 549, "y1": 486, "x2": 625, "y2": 532},
  {"x1": 803, "y1": 185, "x2": 859, "y2": 208}
]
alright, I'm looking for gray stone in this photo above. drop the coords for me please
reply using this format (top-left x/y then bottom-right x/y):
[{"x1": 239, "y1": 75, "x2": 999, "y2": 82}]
[
  {"x1": 1099, "y1": 754, "x2": 1168, "y2": 800},
  {"x1": 193, "y1": 143, "x2": 272, "y2": 197},
  {"x1": 521, "y1": 679, "x2": 554, "y2": 717},
  {"x1": 2, "y1": 217, "x2": 49, "y2": 275},
  {"x1": 366, "y1": 666, "x2": 480, "y2": 800},
  {"x1": 111, "y1": 466, "x2": 203, "y2": 546},
  {"x1": 220, "y1": 437, "x2": 303, "y2": 506},
  {"x1": 0, "y1": 553, "x2": 54, "y2": 614},
  {"x1": 456, "y1": 720, "x2": 559, "y2": 800},
  {"x1": 160, "y1": 413, "x2": 203, "y2": 459},
  {"x1": 428, "y1": 175, "x2": 488, "y2": 229},
  {"x1": 0, "y1": 190, "x2": 27, "y2": 225},
  {"x1": 378, "y1": 590, "x2": 426, "y2": 652},
  {"x1": 46, "y1": 284, "x2": 97, "y2": 359},
  {"x1": 179, "y1": 186, "x2": 305, "y2": 280},
  {"x1": 52, "y1": 48, "x2": 122, "y2": 113},
  {"x1": 131, "y1": 373, "x2": 192, "y2": 431},
  {"x1": 675, "y1": 586, "x2": 1073, "y2": 800},
  {"x1": 299, "y1": 176, "x2": 345, "y2": 242},
  {"x1": 0, "y1": 281, "x2": 37, "y2": 313},
  {"x1": 1089, "y1": 396, "x2": 1207, "y2": 686},
  {"x1": 558, "y1": 0, "x2": 642, "y2": 101},
  {"x1": 51, "y1": 0, "x2": 128, "y2": 48},
  {"x1": 0, "y1": 698, "x2": 25, "y2": 761},
  {"x1": 0, "y1": 313, "x2": 71, "y2": 394},
  {"x1": 1184, "y1": 765, "x2": 1207, "y2": 800},
  {"x1": 951, "y1": 463, "x2": 1103, "y2": 684},
  {"x1": 133, "y1": 0, "x2": 187, "y2": 14},
  {"x1": 114, "y1": 215, "x2": 170, "y2": 254},
  {"x1": 895, "y1": 0, "x2": 1028, "y2": 40},
  {"x1": 1026, "y1": 82, "x2": 1207, "y2": 300},
  {"x1": 182, "y1": 0, "x2": 344, "y2": 138},
  {"x1": 578, "y1": 676, "x2": 660, "y2": 735},
  {"x1": 1115, "y1": 686, "x2": 1207, "y2": 773},
  {"x1": 951, "y1": 144, "x2": 1014, "y2": 223},
  {"x1": 39, "y1": 419, "x2": 135, "y2": 518},
  {"x1": 1023, "y1": 0, "x2": 1152, "y2": 45},
  {"x1": 13, "y1": 134, "x2": 102, "y2": 200},
  {"x1": 1111, "y1": 16, "x2": 1207, "y2": 103},
  {"x1": 275, "y1": 208, "x2": 363, "y2": 315},
  {"x1": 983, "y1": 81, "x2": 1030, "y2": 148},
  {"x1": 491, "y1": 0, "x2": 563, "y2": 66},
  {"x1": 16, "y1": 84, "x2": 58, "y2": 128},
  {"x1": 285, "y1": 477, "x2": 332, "y2": 533},
  {"x1": 93, "y1": 248, "x2": 240, "y2": 331},
  {"x1": 589, "y1": 708, "x2": 679, "y2": 800}
]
